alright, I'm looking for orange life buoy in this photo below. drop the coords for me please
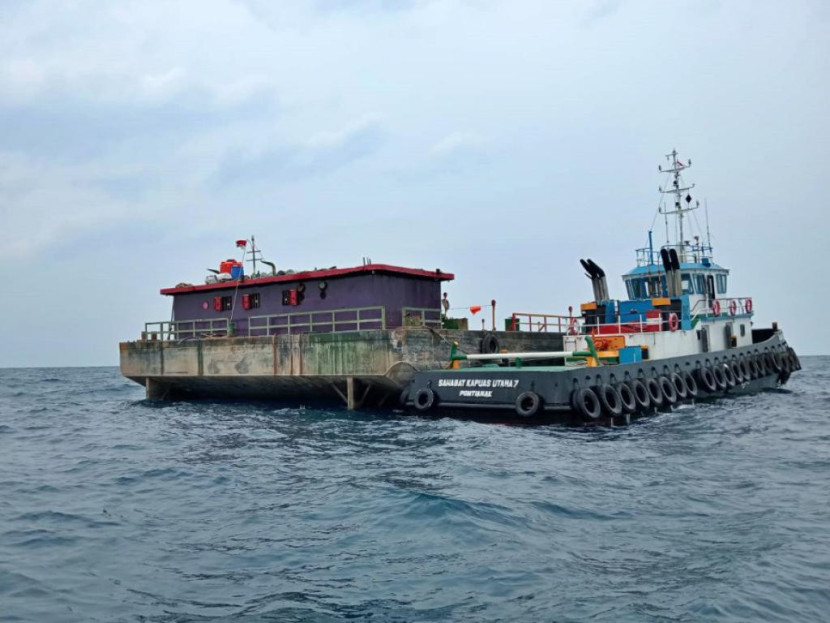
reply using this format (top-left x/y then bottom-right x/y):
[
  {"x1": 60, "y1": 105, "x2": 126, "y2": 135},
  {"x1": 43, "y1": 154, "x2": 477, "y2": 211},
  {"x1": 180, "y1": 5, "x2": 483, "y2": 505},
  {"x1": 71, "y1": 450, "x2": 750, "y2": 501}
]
[
  {"x1": 712, "y1": 300, "x2": 721, "y2": 316},
  {"x1": 729, "y1": 299, "x2": 737, "y2": 316},
  {"x1": 745, "y1": 298, "x2": 753, "y2": 314},
  {"x1": 668, "y1": 312, "x2": 679, "y2": 331}
]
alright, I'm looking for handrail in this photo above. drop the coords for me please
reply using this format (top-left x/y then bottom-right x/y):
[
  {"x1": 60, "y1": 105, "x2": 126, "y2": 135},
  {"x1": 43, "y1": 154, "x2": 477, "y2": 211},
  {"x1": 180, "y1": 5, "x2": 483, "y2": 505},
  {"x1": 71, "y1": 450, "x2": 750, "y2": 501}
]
[
  {"x1": 143, "y1": 318, "x2": 230, "y2": 341},
  {"x1": 248, "y1": 306, "x2": 386, "y2": 336},
  {"x1": 509, "y1": 312, "x2": 579, "y2": 334},
  {"x1": 402, "y1": 307, "x2": 443, "y2": 328},
  {"x1": 690, "y1": 296, "x2": 754, "y2": 318}
]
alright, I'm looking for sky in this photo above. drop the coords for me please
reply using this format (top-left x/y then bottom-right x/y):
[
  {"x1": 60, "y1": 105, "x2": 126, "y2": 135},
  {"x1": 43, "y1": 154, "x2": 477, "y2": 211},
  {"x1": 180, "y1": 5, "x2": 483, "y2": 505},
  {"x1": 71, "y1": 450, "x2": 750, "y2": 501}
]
[{"x1": 1, "y1": 0, "x2": 828, "y2": 367}]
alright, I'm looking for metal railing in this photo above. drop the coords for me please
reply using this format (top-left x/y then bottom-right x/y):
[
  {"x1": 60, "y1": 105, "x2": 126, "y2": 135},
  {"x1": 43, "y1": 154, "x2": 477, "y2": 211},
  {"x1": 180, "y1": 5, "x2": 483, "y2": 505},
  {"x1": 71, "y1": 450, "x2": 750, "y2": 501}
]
[
  {"x1": 508, "y1": 312, "x2": 579, "y2": 334},
  {"x1": 401, "y1": 307, "x2": 443, "y2": 328},
  {"x1": 691, "y1": 296, "x2": 753, "y2": 318},
  {"x1": 635, "y1": 242, "x2": 714, "y2": 267},
  {"x1": 248, "y1": 306, "x2": 386, "y2": 336},
  {"x1": 143, "y1": 318, "x2": 230, "y2": 341}
]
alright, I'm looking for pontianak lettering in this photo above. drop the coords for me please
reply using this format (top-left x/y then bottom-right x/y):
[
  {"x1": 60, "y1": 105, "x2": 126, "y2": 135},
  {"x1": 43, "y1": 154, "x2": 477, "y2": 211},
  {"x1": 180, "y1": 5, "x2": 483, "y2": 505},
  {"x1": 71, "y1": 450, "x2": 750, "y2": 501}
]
[{"x1": 437, "y1": 378, "x2": 520, "y2": 389}]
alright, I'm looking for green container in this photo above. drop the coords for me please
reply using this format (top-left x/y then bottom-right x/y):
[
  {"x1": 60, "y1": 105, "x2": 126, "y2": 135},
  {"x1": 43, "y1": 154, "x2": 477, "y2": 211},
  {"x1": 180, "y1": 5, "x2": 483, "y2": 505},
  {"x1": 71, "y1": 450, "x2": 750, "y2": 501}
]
[{"x1": 505, "y1": 317, "x2": 519, "y2": 331}]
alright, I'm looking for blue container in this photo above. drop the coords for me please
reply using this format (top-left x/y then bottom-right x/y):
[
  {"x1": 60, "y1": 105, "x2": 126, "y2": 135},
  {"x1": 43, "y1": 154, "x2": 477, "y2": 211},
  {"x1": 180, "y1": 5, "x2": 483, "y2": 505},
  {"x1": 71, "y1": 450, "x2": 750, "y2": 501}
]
[
  {"x1": 230, "y1": 265, "x2": 244, "y2": 279},
  {"x1": 619, "y1": 346, "x2": 643, "y2": 364}
]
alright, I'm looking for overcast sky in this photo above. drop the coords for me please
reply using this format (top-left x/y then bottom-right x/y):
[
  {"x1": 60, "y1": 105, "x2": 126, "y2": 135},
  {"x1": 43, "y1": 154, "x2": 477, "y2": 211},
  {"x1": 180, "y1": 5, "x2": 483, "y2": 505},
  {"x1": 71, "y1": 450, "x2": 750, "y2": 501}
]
[{"x1": 1, "y1": 0, "x2": 828, "y2": 367}]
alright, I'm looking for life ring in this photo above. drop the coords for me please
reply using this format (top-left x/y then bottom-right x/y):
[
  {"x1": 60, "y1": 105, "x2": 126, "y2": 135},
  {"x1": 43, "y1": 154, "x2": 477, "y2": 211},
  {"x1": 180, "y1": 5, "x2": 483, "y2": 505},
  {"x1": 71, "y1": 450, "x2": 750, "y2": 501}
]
[
  {"x1": 729, "y1": 299, "x2": 738, "y2": 316},
  {"x1": 745, "y1": 298, "x2": 753, "y2": 314},
  {"x1": 668, "y1": 312, "x2": 680, "y2": 332},
  {"x1": 567, "y1": 317, "x2": 579, "y2": 335},
  {"x1": 413, "y1": 387, "x2": 436, "y2": 411},
  {"x1": 515, "y1": 391, "x2": 542, "y2": 417},
  {"x1": 712, "y1": 300, "x2": 721, "y2": 316}
]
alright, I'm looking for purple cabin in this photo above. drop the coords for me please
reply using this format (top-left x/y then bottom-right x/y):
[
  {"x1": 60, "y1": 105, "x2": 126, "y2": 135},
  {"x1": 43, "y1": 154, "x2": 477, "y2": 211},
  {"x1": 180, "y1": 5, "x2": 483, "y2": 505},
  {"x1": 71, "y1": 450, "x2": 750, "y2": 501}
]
[{"x1": 159, "y1": 264, "x2": 454, "y2": 339}]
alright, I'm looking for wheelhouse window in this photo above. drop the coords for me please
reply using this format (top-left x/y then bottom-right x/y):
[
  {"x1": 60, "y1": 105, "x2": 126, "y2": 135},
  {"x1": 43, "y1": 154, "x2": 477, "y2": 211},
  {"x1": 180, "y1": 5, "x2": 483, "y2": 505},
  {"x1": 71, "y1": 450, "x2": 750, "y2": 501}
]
[
  {"x1": 625, "y1": 278, "x2": 648, "y2": 299},
  {"x1": 681, "y1": 273, "x2": 693, "y2": 294},
  {"x1": 716, "y1": 274, "x2": 727, "y2": 294}
]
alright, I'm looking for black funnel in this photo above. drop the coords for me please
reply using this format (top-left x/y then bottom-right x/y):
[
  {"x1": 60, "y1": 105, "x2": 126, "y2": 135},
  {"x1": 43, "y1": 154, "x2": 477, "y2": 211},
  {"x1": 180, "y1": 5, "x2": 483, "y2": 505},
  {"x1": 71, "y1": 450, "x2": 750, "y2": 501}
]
[{"x1": 669, "y1": 248, "x2": 681, "y2": 271}]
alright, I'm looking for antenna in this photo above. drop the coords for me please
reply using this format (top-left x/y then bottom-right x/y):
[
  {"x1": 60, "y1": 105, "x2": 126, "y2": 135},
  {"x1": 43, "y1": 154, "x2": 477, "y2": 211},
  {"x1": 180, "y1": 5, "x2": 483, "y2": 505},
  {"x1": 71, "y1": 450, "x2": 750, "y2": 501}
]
[{"x1": 705, "y1": 199, "x2": 712, "y2": 249}]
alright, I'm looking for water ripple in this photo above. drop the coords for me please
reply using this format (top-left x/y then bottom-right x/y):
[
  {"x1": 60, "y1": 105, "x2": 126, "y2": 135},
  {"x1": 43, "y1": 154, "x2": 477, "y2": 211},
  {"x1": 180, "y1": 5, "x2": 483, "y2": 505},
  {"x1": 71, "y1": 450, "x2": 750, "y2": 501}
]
[{"x1": 1, "y1": 362, "x2": 829, "y2": 621}]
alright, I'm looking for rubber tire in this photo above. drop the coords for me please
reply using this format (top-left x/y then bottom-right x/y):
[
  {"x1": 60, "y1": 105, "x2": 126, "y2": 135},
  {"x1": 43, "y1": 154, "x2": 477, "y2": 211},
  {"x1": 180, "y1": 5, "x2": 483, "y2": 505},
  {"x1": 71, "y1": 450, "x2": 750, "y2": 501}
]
[
  {"x1": 628, "y1": 379, "x2": 651, "y2": 412},
  {"x1": 748, "y1": 357, "x2": 760, "y2": 380},
  {"x1": 756, "y1": 354, "x2": 767, "y2": 377},
  {"x1": 645, "y1": 377, "x2": 664, "y2": 408},
  {"x1": 730, "y1": 360, "x2": 743, "y2": 384},
  {"x1": 722, "y1": 364, "x2": 736, "y2": 389},
  {"x1": 414, "y1": 387, "x2": 436, "y2": 411},
  {"x1": 683, "y1": 371, "x2": 699, "y2": 399},
  {"x1": 712, "y1": 365, "x2": 727, "y2": 391},
  {"x1": 738, "y1": 358, "x2": 750, "y2": 381},
  {"x1": 696, "y1": 367, "x2": 717, "y2": 393},
  {"x1": 573, "y1": 387, "x2": 601, "y2": 421},
  {"x1": 616, "y1": 382, "x2": 637, "y2": 414},
  {"x1": 670, "y1": 372, "x2": 689, "y2": 401},
  {"x1": 770, "y1": 351, "x2": 783, "y2": 373},
  {"x1": 480, "y1": 333, "x2": 499, "y2": 354},
  {"x1": 596, "y1": 384, "x2": 623, "y2": 417},
  {"x1": 789, "y1": 348, "x2": 801, "y2": 371},
  {"x1": 515, "y1": 391, "x2": 542, "y2": 418},
  {"x1": 658, "y1": 376, "x2": 678, "y2": 407}
]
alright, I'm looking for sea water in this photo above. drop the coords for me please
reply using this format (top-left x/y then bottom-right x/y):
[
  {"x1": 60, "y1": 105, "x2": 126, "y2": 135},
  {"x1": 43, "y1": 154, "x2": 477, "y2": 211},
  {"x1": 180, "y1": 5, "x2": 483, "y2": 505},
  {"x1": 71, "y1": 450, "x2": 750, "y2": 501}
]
[{"x1": 1, "y1": 361, "x2": 829, "y2": 622}]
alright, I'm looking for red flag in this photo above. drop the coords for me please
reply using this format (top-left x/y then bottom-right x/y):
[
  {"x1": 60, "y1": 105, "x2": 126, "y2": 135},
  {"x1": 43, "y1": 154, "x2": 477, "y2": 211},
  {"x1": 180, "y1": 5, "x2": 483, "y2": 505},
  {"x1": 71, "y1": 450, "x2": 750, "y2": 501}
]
[{"x1": 236, "y1": 239, "x2": 247, "y2": 248}]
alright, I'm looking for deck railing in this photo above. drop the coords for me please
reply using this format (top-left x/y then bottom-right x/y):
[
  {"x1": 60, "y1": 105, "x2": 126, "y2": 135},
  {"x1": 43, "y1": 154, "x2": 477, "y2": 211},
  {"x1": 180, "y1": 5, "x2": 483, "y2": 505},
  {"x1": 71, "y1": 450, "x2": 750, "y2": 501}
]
[
  {"x1": 247, "y1": 306, "x2": 386, "y2": 336},
  {"x1": 508, "y1": 312, "x2": 579, "y2": 334},
  {"x1": 143, "y1": 318, "x2": 230, "y2": 341},
  {"x1": 401, "y1": 307, "x2": 443, "y2": 328}
]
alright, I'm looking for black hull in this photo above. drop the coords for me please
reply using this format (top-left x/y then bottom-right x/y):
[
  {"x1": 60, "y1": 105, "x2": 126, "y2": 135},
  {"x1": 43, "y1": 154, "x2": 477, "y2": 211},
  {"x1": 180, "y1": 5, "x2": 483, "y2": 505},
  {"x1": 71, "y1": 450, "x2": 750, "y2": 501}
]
[{"x1": 403, "y1": 332, "x2": 800, "y2": 424}]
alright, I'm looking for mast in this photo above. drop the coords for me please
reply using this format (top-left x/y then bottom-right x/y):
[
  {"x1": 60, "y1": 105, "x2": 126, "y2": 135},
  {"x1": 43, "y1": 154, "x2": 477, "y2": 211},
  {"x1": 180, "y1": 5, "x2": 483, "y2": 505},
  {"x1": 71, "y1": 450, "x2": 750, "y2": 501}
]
[{"x1": 658, "y1": 149, "x2": 697, "y2": 262}]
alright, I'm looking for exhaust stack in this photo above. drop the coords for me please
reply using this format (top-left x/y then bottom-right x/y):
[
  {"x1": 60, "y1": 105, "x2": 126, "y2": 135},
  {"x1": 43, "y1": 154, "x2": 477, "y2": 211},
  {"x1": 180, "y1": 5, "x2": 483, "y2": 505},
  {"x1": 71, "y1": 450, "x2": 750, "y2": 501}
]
[
  {"x1": 669, "y1": 248, "x2": 682, "y2": 296},
  {"x1": 580, "y1": 258, "x2": 609, "y2": 301}
]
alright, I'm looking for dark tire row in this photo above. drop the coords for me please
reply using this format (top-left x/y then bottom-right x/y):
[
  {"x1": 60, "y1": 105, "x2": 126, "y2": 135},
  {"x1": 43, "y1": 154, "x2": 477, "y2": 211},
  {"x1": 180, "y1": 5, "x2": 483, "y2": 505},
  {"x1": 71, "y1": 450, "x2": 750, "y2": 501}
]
[
  {"x1": 569, "y1": 346, "x2": 800, "y2": 423},
  {"x1": 409, "y1": 343, "x2": 800, "y2": 421}
]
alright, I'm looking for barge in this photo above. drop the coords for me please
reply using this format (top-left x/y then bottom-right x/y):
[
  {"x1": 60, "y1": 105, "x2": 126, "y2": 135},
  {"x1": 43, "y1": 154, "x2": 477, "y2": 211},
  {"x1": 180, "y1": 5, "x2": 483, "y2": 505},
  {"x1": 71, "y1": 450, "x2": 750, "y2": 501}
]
[
  {"x1": 119, "y1": 240, "x2": 566, "y2": 407},
  {"x1": 403, "y1": 150, "x2": 801, "y2": 422}
]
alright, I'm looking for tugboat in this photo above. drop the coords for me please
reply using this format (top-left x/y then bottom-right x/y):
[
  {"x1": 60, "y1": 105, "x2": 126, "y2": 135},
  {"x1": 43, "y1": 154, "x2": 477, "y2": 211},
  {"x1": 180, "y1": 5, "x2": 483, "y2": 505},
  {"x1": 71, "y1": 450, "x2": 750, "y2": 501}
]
[{"x1": 404, "y1": 150, "x2": 801, "y2": 423}]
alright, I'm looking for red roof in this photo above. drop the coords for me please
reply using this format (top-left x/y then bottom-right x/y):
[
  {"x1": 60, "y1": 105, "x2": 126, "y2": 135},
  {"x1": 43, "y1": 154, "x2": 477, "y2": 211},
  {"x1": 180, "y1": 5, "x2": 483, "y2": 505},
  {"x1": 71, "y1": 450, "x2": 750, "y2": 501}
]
[{"x1": 160, "y1": 263, "x2": 454, "y2": 295}]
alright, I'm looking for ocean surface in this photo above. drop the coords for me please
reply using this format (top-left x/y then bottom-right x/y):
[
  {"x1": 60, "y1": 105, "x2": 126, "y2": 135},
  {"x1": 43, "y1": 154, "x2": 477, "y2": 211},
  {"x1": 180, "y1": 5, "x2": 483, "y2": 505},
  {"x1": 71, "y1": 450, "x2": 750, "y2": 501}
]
[{"x1": 1, "y1": 361, "x2": 829, "y2": 622}]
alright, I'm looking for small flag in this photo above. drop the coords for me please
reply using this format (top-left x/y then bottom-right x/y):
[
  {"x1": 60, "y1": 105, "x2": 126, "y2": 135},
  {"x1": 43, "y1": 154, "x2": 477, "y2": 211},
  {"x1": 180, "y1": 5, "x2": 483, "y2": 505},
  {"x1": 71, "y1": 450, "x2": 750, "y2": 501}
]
[
  {"x1": 236, "y1": 239, "x2": 247, "y2": 248},
  {"x1": 676, "y1": 160, "x2": 685, "y2": 169}
]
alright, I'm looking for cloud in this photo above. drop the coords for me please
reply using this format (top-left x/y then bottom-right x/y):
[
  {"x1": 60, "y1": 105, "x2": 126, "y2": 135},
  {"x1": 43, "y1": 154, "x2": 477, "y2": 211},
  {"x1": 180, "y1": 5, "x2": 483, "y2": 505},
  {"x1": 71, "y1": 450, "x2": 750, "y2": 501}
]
[
  {"x1": 430, "y1": 131, "x2": 489, "y2": 159},
  {"x1": 213, "y1": 116, "x2": 385, "y2": 186}
]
